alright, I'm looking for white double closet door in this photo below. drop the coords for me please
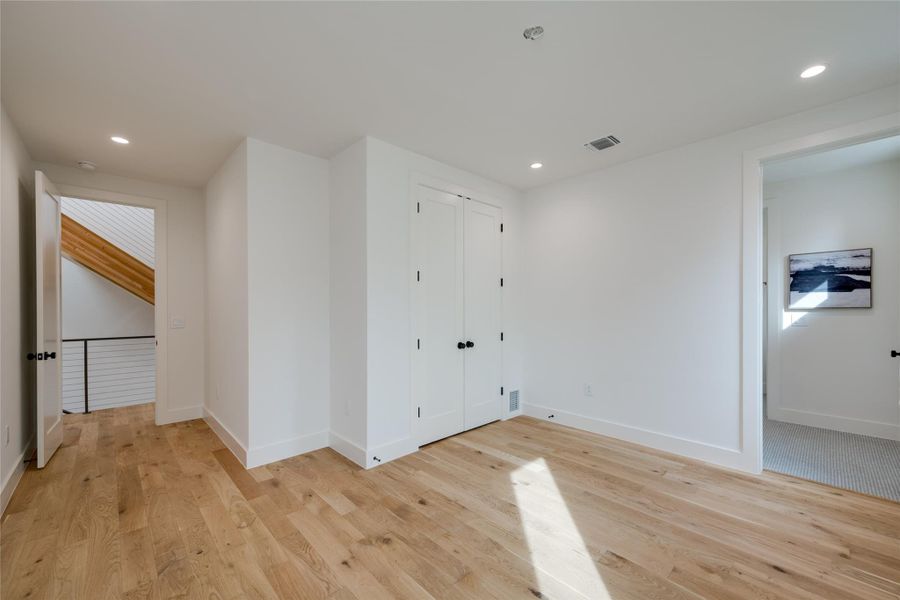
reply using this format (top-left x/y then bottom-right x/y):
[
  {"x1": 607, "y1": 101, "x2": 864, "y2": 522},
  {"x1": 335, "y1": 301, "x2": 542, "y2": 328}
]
[{"x1": 413, "y1": 185, "x2": 503, "y2": 446}]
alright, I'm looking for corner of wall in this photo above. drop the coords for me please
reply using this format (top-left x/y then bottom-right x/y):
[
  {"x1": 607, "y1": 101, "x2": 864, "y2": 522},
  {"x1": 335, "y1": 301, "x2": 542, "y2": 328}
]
[
  {"x1": 203, "y1": 405, "x2": 248, "y2": 466},
  {"x1": 328, "y1": 431, "x2": 367, "y2": 467},
  {"x1": 0, "y1": 434, "x2": 34, "y2": 515}
]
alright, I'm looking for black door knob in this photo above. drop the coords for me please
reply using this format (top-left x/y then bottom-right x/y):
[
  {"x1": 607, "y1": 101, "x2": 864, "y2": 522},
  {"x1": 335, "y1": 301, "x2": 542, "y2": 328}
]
[
  {"x1": 27, "y1": 352, "x2": 36, "y2": 361},
  {"x1": 892, "y1": 350, "x2": 900, "y2": 358},
  {"x1": 466, "y1": 341, "x2": 475, "y2": 348},
  {"x1": 47, "y1": 352, "x2": 57, "y2": 359},
  {"x1": 457, "y1": 342, "x2": 465, "y2": 349}
]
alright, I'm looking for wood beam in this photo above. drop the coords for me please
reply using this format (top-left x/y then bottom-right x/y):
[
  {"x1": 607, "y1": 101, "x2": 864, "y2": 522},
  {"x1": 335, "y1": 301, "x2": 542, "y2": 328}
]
[{"x1": 60, "y1": 214, "x2": 155, "y2": 304}]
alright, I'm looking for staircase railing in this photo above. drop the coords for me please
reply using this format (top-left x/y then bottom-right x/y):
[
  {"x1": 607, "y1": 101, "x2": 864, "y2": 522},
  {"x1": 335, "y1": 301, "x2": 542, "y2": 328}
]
[{"x1": 62, "y1": 335, "x2": 156, "y2": 414}]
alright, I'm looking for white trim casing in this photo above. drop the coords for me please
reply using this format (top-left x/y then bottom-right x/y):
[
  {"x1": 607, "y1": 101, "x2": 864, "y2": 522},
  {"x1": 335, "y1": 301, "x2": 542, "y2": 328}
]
[
  {"x1": 246, "y1": 431, "x2": 329, "y2": 469},
  {"x1": 205, "y1": 407, "x2": 329, "y2": 469},
  {"x1": 1, "y1": 435, "x2": 34, "y2": 514},
  {"x1": 53, "y1": 184, "x2": 177, "y2": 426},
  {"x1": 741, "y1": 112, "x2": 900, "y2": 473},
  {"x1": 523, "y1": 403, "x2": 745, "y2": 470},
  {"x1": 767, "y1": 407, "x2": 900, "y2": 441},
  {"x1": 203, "y1": 407, "x2": 248, "y2": 465},
  {"x1": 329, "y1": 431, "x2": 368, "y2": 467},
  {"x1": 161, "y1": 405, "x2": 204, "y2": 424},
  {"x1": 367, "y1": 436, "x2": 418, "y2": 469}
]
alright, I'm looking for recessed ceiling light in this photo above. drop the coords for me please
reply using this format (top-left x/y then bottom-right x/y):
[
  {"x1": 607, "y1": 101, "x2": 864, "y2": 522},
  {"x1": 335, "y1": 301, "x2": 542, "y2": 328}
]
[
  {"x1": 110, "y1": 136, "x2": 130, "y2": 144},
  {"x1": 800, "y1": 65, "x2": 826, "y2": 79},
  {"x1": 530, "y1": 162, "x2": 543, "y2": 169}
]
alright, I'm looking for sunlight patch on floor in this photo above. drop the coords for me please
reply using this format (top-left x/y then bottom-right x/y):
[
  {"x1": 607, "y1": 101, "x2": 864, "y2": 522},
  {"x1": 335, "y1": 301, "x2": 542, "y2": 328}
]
[{"x1": 511, "y1": 457, "x2": 612, "y2": 600}]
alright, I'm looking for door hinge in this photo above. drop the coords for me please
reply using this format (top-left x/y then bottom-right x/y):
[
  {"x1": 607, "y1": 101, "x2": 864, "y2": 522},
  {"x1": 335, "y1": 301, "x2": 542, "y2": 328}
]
[
  {"x1": 500, "y1": 332, "x2": 504, "y2": 341},
  {"x1": 500, "y1": 386, "x2": 505, "y2": 396},
  {"x1": 417, "y1": 202, "x2": 420, "y2": 213},
  {"x1": 417, "y1": 270, "x2": 420, "y2": 282},
  {"x1": 417, "y1": 338, "x2": 420, "y2": 349},
  {"x1": 500, "y1": 277, "x2": 504, "y2": 287},
  {"x1": 500, "y1": 223, "x2": 504, "y2": 233},
  {"x1": 417, "y1": 406, "x2": 421, "y2": 418}
]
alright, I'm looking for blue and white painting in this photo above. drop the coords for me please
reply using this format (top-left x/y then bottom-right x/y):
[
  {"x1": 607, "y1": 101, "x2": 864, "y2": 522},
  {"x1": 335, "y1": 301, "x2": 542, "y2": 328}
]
[{"x1": 788, "y1": 248, "x2": 872, "y2": 309}]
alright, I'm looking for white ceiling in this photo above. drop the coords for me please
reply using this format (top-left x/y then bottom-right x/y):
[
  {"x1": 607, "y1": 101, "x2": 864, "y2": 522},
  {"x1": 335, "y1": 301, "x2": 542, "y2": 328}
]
[
  {"x1": 764, "y1": 134, "x2": 900, "y2": 183},
  {"x1": 2, "y1": 2, "x2": 898, "y2": 190}
]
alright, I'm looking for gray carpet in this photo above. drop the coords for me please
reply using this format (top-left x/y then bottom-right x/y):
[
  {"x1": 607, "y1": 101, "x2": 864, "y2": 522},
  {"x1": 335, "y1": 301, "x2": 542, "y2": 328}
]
[{"x1": 764, "y1": 419, "x2": 900, "y2": 503}]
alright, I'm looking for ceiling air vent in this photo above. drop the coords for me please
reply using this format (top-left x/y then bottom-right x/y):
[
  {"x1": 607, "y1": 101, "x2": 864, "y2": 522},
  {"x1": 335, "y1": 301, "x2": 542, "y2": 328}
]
[{"x1": 585, "y1": 135, "x2": 621, "y2": 152}]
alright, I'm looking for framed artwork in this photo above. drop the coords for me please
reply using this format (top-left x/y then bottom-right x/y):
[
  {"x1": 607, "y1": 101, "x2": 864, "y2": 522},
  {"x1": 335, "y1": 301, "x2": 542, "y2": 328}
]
[{"x1": 788, "y1": 248, "x2": 872, "y2": 309}]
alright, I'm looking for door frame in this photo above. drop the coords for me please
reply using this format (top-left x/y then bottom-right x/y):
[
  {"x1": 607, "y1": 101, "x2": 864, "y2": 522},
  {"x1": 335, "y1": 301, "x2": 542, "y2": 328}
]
[
  {"x1": 52, "y1": 183, "x2": 170, "y2": 427},
  {"x1": 409, "y1": 172, "x2": 504, "y2": 446},
  {"x1": 741, "y1": 112, "x2": 900, "y2": 473}
]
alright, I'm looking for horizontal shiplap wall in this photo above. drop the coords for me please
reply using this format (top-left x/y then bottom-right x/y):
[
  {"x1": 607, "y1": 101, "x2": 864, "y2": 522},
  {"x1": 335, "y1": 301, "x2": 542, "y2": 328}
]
[
  {"x1": 61, "y1": 197, "x2": 155, "y2": 267},
  {"x1": 62, "y1": 338, "x2": 155, "y2": 413}
]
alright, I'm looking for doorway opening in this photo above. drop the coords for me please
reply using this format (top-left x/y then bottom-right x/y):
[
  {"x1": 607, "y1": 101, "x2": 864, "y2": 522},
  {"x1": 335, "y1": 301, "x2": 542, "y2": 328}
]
[
  {"x1": 761, "y1": 134, "x2": 900, "y2": 501},
  {"x1": 60, "y1": 196, "x2": 156, "y2": 415}
]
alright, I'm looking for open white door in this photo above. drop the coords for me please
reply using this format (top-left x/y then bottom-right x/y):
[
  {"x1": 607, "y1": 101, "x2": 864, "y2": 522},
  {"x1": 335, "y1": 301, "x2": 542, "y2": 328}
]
[{"x1": 34, "y1": 171, "x2": 63, "y2": 468}]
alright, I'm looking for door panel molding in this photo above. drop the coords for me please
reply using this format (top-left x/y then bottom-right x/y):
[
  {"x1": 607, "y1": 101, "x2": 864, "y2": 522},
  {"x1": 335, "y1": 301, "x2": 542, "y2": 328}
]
[
  {"x1": 35, "y1": 171, "x2": 63, "y2": 468},
  {"x1": 411, "y1": 175, "x2": 504, "y2": 447}
]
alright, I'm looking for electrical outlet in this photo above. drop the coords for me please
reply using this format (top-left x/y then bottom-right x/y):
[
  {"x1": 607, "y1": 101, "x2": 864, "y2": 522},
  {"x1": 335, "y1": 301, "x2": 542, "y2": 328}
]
[{"x1": 584, "y1": 384, "x2": 593, "y2": 397}]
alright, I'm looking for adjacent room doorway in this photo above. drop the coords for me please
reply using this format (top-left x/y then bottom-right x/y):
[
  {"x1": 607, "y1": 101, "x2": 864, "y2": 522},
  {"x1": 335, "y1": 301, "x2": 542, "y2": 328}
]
[
  {"x1": 760, "y1": 134, "x2": 900, "y2": 501},
  {"x1": 31, "y1": 171, "x2": 168, "y2": 468},
  {"x1": 59, "y1": 195, "x2": 156, "y2": 416}
]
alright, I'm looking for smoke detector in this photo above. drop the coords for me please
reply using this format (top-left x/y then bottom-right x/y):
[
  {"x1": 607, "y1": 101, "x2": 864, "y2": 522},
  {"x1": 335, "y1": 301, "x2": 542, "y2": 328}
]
[
  {"x1": 585, "y1": 135, "x2": 621, "y2": 152},
  {"x1": 77, "y1": 160, "x2": 97, "y2": 171},
  {"x1": 523, "y1": 26, "x2": 544, "y2": 41}
]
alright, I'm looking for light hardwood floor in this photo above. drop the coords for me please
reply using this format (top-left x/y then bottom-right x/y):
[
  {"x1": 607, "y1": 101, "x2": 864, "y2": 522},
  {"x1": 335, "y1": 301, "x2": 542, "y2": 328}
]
[{"x1": 3, "y1": 404, "x2": 899, "y2": 599}]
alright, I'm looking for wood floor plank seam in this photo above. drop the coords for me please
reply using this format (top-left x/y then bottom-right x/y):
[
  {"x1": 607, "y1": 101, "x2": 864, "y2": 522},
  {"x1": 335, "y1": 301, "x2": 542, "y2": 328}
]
[{"x1": 2, "y1": 404, "x2": 899, "y2": 599}]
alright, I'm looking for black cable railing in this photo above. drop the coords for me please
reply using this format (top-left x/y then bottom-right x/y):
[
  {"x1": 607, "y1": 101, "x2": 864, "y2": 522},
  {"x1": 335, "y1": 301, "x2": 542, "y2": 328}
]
[{"x1": 61, "y1": 335, "x2": 155, "y2": 414}]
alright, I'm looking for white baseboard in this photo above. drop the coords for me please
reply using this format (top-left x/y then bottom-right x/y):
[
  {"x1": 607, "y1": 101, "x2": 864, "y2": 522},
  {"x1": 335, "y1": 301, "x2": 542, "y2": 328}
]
[
  {"x1": 203, "y1": 406, "x2": 419, "y2": 471},
  {"x1": 329, "y1": 431, "x2": 367, "y2": 467},
  {"x1": 1, "y1": 435, "x2": 34, "y2": 515},
  {"x1": 367, "y1": 436, "x2": 418, "y2": 469},
  {"x1": 328, "y1": 433, "x2": 418, "y2": 469},
  {"x1": 768, "y1": 407, "x2": 900, "y2": 440},
  {"x1": 522, "y1": 403, "x2": 747, "y2": 471},
  {"x1": 246, "y1": 430, "x2": 329, "y2": 469},
  {"x1": 502, "y1": 409, "x2": 523, "y2": 420},
  {"x1": 158, "y1": 404, "x2": 203, "y2": 425},
  {"x1": 203, "y1": 407, "x2": 248, "y2": 465}
]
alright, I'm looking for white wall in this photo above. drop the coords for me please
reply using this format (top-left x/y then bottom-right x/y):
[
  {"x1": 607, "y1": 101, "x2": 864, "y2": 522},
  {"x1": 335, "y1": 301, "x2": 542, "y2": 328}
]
[
  {"x1": 246, "y1": 139, "x2": 330, "y2": 464},
  {"x1": 329, "y1": 139, "x2": 368, "y2": 459},
  {"x1": 522, "y1": 85, "x2": 900, "y2": 471},
  {"x1": 765, "y1": 159, "x2": 900, "y2": 439},
  {"x1": 363, "y1": 137, "x2": 524, "y2": 464},
  {"x1": 204, "y1": 141, "x2": 249, "y2": 449},
  {"x1": 35, "y1": 162, "x2": 207, "y2": 425},
  {"x1": 1, "y1": 105, "x2": 35, "y2": 512},
  {"x1": 62, "y1": 257, "x2": 154, "y2": 339},
  {"x1": 203, "y1": 138, "x2": 331, "y2": 467}
]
